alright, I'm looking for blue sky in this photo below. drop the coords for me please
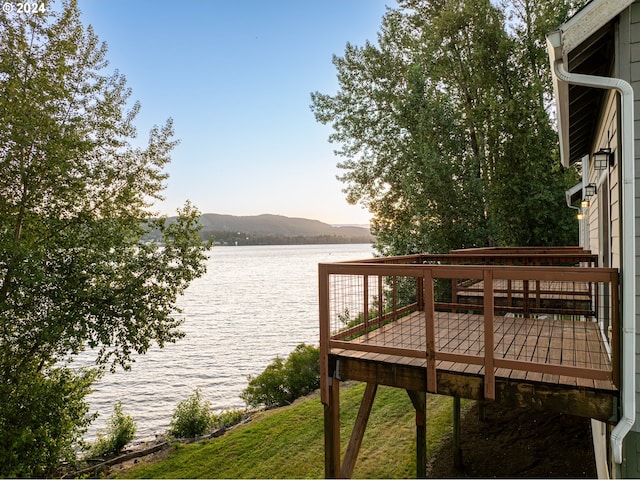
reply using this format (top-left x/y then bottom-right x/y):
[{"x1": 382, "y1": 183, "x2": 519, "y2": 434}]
[{"x1": 78, "y1": 0, "x2": 395, "y2": 225}]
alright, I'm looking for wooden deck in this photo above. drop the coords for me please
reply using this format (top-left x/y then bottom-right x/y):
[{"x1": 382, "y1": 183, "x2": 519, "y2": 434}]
[
  {"x1": 319, "y1": 249, "x2": 619, "y2": 478},
  {"x1": 328, "y1": 310, "x2": 616, "y2": 424}
]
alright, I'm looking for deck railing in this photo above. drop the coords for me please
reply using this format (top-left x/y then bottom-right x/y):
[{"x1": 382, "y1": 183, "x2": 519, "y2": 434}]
[{"x1": 319, "y1": 250, "x2": 618, "y2": 403}]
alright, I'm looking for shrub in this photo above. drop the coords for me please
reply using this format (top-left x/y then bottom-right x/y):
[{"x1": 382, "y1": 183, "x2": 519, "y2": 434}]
[
  {"x1": 169, "y1": 388, "x2": 214, "y2": 438},
  {"x1": 89, "y1": 402, "x2": 137, "y2": 458},
  {"x1": 211, "y1": 408, "x2": 249, "y2": 429},
  {"x1": 241, "y1": 344, "x2": 320, "y2": 408}
]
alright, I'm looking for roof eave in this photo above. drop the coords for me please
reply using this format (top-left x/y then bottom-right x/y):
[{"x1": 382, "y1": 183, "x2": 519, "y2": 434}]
[
  {"x1": 547, "y1": 31, "x2": 571, "y2": 168},
  {"x1": 561, "y1": 0, "x2": 634, "y2": 54},
  {"x1": 546, "y1": 0, "x2": 634, "y2": 168}
]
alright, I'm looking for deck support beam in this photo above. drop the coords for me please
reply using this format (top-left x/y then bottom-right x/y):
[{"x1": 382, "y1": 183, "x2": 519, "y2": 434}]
[
  {"x1": 334, "y1": 355, "x2": 616, "y2": 422},
  {"x1": 483, "y1": 270, "x2": 495, "y2": 400},
  {"x1": 407, "y1": 390, "x2": 427, "y2": 478},
  {"x1": 324, "y1": 377, "x2": 341, "y2": 478},
  {"x1": 341, "y1": 383, "x2": 378, "y2": 478},
  {"x1": 453, "y1": 396, "x2": 463, "y2": 469}
]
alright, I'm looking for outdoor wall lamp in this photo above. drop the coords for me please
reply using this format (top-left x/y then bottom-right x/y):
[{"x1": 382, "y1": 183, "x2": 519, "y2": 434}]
[
  {"x1": 593, "y1": 148, "x2": 614, "y2": 170},
  {"x1": 577, "y1": 212, "x2": 585, "y2": 220},
  {"x1": 584, "y1": 183, "x2": 596, "y2": 198},
  {"x1": 580, "y1": 200, "x2": 589, "y2": 209}
]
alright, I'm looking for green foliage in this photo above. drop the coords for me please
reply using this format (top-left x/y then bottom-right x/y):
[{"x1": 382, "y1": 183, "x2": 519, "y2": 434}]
[
  {"x1": 0, "y1": 0, "x2": 210, "y2": 473},
  {"x1": 243, "y1": 356, "x2": 289, "y2": 407},
  {"x1": 241, "y1": 344, "x2": 320, "y2": 408},
  {"x1": 0, "y1": 365, "x2": 98, "y2": 477},
  {"x1": 211, "y1": 408, "x2": 249, "y2": 429},
  {"x1": 89, "y1": 402, "x2": 137, "y2": 458},
  {"x1": 311, "y1": 0, "x2": 583, "y2": 255},
  {"x1": 169, "y1": 389, "x2": 215, "y2": 439}
]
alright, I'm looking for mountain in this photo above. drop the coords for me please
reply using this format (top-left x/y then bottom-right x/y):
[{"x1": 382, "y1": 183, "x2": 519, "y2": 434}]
[{"x1": 195, "y1": 213, "x2": 373, "y2": 246}]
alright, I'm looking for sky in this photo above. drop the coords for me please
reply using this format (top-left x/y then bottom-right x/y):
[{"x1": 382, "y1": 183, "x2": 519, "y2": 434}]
[{"x1": 77, "y1": 0, "x2": 396, "y2": 226}]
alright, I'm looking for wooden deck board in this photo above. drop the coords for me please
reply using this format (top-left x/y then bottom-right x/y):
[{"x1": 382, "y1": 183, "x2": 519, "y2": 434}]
[
  {"x1": 542, "y1": 320, "x2": 563, "y2": 385},
  {"x1": 331, "y1": 310, "x2": 616, "y2": 393}
]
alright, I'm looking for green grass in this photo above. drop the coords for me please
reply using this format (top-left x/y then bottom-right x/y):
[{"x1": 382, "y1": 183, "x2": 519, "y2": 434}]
[{"x1": 117, "y1": 383, "x2": 472, "y2": 479}]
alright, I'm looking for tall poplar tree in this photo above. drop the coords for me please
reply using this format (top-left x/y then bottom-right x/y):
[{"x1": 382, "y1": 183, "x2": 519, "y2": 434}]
[
  {"x1": 0, "y1": 1, "x2": 209, "y2": 475},
  {"x1": 490, "y1": 0, "x2": 581, "y2": 245},
  {"x1": 312, "y1": 0, "x2": 581, "y2": 255}
]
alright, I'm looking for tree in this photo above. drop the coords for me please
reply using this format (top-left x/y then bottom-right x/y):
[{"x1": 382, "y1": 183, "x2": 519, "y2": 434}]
[
  {"x1": 311, "y1": 0, "x2": 581, "y2": 255},
  {"x1": 0, "y1": 1, "x2": 210, "y2": 475},
  {"x1": 483, "y1": 0, "x2": 583, "y2": 246},
  {"x1": 491, "y1": 0, "x2": 583, "y2": 246}
]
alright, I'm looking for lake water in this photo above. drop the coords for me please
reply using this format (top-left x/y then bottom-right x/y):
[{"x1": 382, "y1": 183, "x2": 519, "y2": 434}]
[{"x1": 84, "y1": 243, "x2": 373, "y2": 441}]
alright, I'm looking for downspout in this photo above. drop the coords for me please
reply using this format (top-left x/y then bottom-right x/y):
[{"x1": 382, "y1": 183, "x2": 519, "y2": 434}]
[
  {"x1": 565, "y1": 182, "x2": 582, "y2": 212},
  {"x1": 548, "y1": 31, "x2": 635, "y2": 465},
  {"x1": 565, "y1": 181, "x2": 585, "y2": 246}
]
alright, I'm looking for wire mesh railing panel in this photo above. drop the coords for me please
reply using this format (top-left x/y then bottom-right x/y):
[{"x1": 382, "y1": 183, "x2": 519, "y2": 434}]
[
  {"x1": 328, "y1": 274, "x2": 369, "y2": 337},
  {"x1": 490, "y1": 276, "x2": 612, "y2": 372},
  {"x1": 328, "y1": 273, "x2": 422, "y2": 349},
  {"x1": 433, "y1": 275, "x2": 482, "y2": 356}
]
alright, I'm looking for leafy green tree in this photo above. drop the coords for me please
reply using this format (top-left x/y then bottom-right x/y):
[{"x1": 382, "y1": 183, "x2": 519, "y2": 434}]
[
  {"x1": 491, "y1": 0, "x2": 583, "y2": 246},
  {"x1": 0, "y1": 1, "x2": 210, "y2": 475},
  {"x1": 312, "y1": 0, "x2": 580, "y2": 255},
  {"x1": 0, "y1": 365, "x2": 98, "y2": 477}
]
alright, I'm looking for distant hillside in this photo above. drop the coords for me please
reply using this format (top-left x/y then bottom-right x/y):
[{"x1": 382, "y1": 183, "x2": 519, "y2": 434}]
[{"x1": 163, "y1": 213, "x2": 373, "y2": 246}]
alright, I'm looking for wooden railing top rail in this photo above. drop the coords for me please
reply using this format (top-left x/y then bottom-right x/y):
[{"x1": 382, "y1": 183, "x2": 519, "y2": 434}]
[
  {"x1": 331, "y1": 252, "x2": 598, "y2": 266},
  {"x1": 449, "y1": 246, "x2": 591, "y2": 254},
  {"x1": 320, "y1": 261, "x2": 616, "y2": 282}
]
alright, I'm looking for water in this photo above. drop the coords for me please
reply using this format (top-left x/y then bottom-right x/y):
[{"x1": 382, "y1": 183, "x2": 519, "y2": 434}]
[{"x1": 83, "y1": 243, "x2": 373, "y2": 440}]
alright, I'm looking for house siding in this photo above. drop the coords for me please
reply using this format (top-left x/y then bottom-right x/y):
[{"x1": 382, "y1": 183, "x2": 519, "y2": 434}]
[
  {"x1": 629, "y1": 2, "x2": 640, "y2": 437},
  {"x1": 548, "y1": 2, "x2": 640, "y2": 475},
  {"x1": 601, "y1": 5, "x2": 640, "y2": 477},
  {"x1": 589, "y1": 93, "x2": 619, "y2": 266}
]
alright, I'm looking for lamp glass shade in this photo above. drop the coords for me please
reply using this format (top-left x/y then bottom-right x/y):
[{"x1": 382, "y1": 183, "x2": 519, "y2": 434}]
[
  {"x1": 593, "y1": 148, "x2": 613, "y2": 170},
  {"x1": 585, "y1": 183, "x2": 596, "y2": 198}
]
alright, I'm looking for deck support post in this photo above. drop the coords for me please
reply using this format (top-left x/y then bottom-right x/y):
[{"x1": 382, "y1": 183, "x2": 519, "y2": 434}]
[
  {"x1": 424, "y1": 271, "x2": 437, "y2": 393},
  {"x1": 483, "y1": 269, "x2": 495, "y2": 400},
  {"x1": 407, "y1": 390, "x2": 427, "y2": 478},
  {"x1": 478, "y1": 399, "x2": 487, "y2": 421},
  {"x1": 453, "y1": 396, "x2": 463, "y2": 469},
  {"x1": 324, "y1": 377, "x2": 341, "y2": 478}
]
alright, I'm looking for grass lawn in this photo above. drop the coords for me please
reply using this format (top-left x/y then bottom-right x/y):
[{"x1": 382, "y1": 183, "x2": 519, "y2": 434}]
[{"x1": 117, "y1": 383, "x2": 471, "y2": 479}]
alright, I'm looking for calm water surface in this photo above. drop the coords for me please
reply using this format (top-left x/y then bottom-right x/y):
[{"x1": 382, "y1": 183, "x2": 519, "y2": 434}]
[{"x1": 84, "y1": 243, "x2": 373, "y2": 440}]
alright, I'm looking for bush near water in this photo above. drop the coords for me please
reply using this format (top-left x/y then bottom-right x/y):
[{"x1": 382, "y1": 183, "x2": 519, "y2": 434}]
[
  {"x1": 165, "y1": 344, "x2": 320, "y2": 440},
  {"x1": 89, "y1": 402, "x2": 137, "y2": 458},
  {"x1": 241, "y1": 343, "x2": 320, "y2": 408},
  {"x1": 169, "y1": 389, "x2": 216, "y2": 438}
]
